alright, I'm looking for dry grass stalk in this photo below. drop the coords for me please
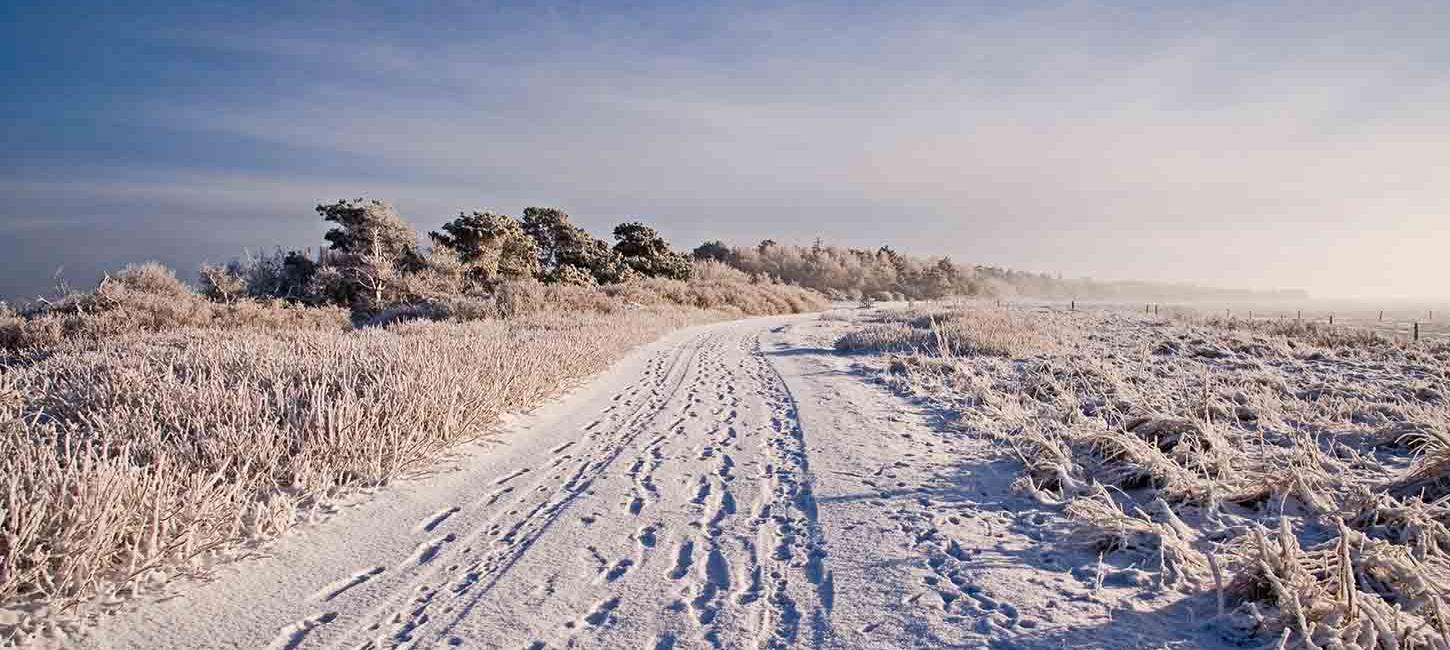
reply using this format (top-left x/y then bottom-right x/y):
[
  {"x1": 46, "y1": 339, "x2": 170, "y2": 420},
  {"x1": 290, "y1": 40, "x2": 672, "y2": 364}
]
[
  {"x1": 846, "y1": 305, "x2": 1450, "y2": 647},
  {"x1": 1390, "y1": 428, "x2": 1450, "y2": 501},
  {"x1": 1065, "y1": 487, "x2": 1208, "y2": 588},
  {"x1": 1344, "y1": 490, "x2": 1450, "y2": 561},
  {"x1": 0, "y1": 266, "x2": 825, "y2": 633},
  {"x1": 835, "y1": 307, "x2": 1057, "y2": 358},
  {"x1": 1227, "y1": 519, "x2": 1450, "y2": 649}
]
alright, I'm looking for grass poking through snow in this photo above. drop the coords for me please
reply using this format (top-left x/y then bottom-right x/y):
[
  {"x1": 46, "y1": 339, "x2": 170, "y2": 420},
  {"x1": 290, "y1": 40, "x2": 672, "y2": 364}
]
[{"x1": 841, "y1": 303, "x2": 1450, "y2": 649}]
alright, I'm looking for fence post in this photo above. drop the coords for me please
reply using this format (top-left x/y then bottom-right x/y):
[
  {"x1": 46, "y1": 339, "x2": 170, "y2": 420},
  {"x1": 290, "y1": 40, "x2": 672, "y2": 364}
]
[
  {"x1": 1071, "y1": 300, "x2": 1075, "y2": 311},
  {"x1": 1414, "y1": 322, "x2": 1420, "y2": 342},
  {"x1": 1329, "y1": 314, "x2": 1334, "y2": 325},
  {"x1": 1379, "y1": 310, "x2": 1384, "y2": 322}
]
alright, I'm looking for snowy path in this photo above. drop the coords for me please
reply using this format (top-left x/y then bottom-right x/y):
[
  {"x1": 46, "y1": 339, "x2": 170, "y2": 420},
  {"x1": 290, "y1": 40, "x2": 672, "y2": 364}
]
[{"x1": 64, "y1": 312, "x2": 1186, "y2": 650}]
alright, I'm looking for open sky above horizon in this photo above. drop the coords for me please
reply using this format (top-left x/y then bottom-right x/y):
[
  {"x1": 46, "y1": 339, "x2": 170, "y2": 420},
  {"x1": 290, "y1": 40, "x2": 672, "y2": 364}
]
[{"x1": 4, "y1": 1, "x2": 1449, "y2": 301}]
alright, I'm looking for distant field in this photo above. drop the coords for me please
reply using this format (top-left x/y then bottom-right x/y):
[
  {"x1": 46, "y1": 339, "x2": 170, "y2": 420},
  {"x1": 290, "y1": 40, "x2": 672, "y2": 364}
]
[
  {"x1": 840, "y1": 301, "x2": 1450, "y2": 649},
  {"x1": 975, "y1": 298, "x2": 1450, "y2": 343}
]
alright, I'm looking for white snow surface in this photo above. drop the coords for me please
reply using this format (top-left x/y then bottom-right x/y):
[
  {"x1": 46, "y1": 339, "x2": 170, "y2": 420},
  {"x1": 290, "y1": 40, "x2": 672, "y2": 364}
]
[{"x1": 55, "y1": 312, "x2": 1219, "y2": 649}]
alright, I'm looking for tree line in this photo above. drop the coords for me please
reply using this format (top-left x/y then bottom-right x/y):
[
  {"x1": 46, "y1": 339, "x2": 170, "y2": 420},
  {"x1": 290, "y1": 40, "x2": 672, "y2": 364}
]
[
  {"x1": 196, "y1": 199, "x2": 1300, "y2": 318},
  {"x1": 691, "y1": 239, "x2": 979, "y2": 301},
  {"x1": 690, "y1": 239, "x2": 1306, "y2": 303},
  {"x1": 200, "y1": 200, "x2": 694, "y2": 315}
]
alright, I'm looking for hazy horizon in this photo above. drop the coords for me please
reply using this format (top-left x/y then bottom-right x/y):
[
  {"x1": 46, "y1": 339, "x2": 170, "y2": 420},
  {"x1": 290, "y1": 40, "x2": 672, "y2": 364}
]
[{"x1": 5, "y1": 1, "x2": 1449, "y2": 301}]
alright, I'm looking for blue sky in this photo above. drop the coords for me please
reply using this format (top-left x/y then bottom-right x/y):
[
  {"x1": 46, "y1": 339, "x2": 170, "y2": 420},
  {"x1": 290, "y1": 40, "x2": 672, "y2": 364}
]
[{"x1": 4, "y1": 1, "x2": 1449, "y2": 299}]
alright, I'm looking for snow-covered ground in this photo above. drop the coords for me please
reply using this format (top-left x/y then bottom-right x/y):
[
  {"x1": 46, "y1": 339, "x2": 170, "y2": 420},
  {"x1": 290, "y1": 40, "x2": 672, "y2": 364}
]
[{"x1": 52, "y1": 309, "x2": 1212, "y2": 649}]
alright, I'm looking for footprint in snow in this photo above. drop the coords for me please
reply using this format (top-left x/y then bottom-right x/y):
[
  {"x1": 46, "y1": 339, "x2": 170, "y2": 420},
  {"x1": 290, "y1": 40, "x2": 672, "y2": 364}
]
[
  {"x1": 669, "y1": 540, "x2": 695, "y2": 579},
  {"x1": 602, "y1": 558, "x2": 634, "y2": 582},
  {"x1": 265, "y1": 611, "x2": 338, "y2": 650},
  {"x1": 310, "y1": 566, "x2": 385, "y2": 602},
  {"x1": 416, "y1": 507, "x2": 459, "y2": 533},
  {"x1": 636, "y1": 525, "x2": 658, "y2": 548},
  {"x1": 583, "y1": 597, "x2": 621, "y2": 626},
  {"x1": 408, "y1": 533, "x2": 456, "y2": 566}
]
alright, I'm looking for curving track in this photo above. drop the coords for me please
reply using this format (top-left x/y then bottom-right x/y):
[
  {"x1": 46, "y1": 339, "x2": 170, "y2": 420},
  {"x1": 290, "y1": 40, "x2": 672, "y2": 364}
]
[{"x1": 63, "y1": 312, "x2": 1202, "y2": 650}]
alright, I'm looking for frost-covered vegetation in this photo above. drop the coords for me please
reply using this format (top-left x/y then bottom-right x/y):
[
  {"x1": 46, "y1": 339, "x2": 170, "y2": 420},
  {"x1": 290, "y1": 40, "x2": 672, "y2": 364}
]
[
  {"x1": 193, "y1": 200, "x2": 699, "y2": 322},
  {"x1": 841, "y1": 305, "x2": 1450, "y2": 649},
  {"x1": 1, "y1": 201, "x2": 817, "y2": 353},
  {"x1": 0, "y1": 202, "x2": 825, "y2": 635},
  {"x1": 695, "y1": 239, "x2": 1307, "y2": 302}
]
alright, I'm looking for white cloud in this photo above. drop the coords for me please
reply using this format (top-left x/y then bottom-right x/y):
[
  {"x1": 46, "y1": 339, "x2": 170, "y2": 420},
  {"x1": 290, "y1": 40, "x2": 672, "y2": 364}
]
[{"x1": 9, "y1": 1, "x2": 1450, "y2": 299}]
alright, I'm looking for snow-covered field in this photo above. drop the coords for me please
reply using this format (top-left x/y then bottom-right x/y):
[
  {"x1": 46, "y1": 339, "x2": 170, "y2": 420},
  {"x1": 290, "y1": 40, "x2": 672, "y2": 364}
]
[
  {"x1": 33, "y1": 304, "x2": 1449, "y2": 649},
  {"x1": 30, "y1": 310, "x2": 1090, "y2": 648}
]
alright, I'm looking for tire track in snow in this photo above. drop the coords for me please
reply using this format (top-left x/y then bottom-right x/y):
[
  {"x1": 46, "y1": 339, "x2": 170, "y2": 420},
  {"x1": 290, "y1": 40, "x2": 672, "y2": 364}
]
[
  {"x1": 104, "y1": 319, "x2": 836, "y2": 650},
  {"x1": 745, "y1": 333, "x2": 834, "y2": 650},
  {"x1": 317, "y1": 331, "x2": 713, "y2": 649}
]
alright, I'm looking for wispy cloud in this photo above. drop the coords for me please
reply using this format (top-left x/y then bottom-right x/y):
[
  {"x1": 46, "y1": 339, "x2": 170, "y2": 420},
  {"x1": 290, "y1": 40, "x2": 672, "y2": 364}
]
[{"x1": 3, "y1": 1, "x2": 1449, "y2": 299}]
